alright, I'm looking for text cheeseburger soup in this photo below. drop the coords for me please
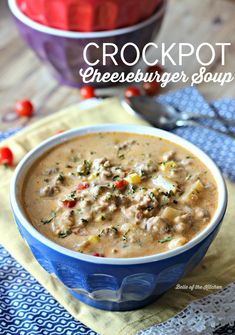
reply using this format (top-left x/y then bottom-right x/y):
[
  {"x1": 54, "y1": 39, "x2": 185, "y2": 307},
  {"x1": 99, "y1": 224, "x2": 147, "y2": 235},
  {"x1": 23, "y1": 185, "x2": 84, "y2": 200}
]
[{"x1": 22, "y1": 133, "x2": 218, "y2": 258}]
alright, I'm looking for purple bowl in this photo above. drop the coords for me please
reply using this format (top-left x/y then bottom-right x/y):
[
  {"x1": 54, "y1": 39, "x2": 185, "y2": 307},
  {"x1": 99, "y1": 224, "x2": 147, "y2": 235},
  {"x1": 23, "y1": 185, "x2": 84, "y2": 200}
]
[{"x1": 8, "y1": 0, "x2": 167, "y2": 88}]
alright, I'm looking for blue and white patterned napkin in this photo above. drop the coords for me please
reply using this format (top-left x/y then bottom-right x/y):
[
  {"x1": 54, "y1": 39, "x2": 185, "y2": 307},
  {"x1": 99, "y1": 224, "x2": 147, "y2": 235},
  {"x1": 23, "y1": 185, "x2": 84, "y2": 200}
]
[
  {"x1": 158, "y1": 87, "x2": 235, "y2": 181},
  {"x1": 0, "y1": 87, "x2": 235, "y2": 335}
]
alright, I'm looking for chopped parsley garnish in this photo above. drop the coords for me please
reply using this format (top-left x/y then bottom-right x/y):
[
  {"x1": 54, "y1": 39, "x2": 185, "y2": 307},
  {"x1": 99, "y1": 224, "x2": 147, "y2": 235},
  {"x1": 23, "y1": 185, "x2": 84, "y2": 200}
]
[
  {"x1": 84, "y1": 160, "x2": 91, "y2": 172},
  {"x1": 158, "y1": 236, "x2": 172, "y2": 244},
  {"x1": 163, "y1": 190, "x2": 174, "y2": 198},
  {"x1": 78, "y1": 160, "x2": 92, "y2": 176},
  {"x1": 40, "y1": 211, "x2": 56, "y2": 225},
  {"x1": 67, "y1": 190, "x2": 77, "y2": 200},
  {"x1": 127, "y1": 185, "x2": 137, "y2": 194},
  {"x1": 118, "y1": 154, "x2": 125, "y2": 160},
  {"x1": 56, "y1": 174, "x2": 64, "y2": 183},
  {"x1": 77, "y1": 159, "x2": 92, "y2": 176},
  {"x1": 58, "y1": 230, "x2": 72, "y2": 238},
  {"x1": 111, "y1": 227, "x2": 119, "y2": 235},
  {"x1": 112, "y1": 175, "x2": 120, "y2": 181},
  {"x1": 149, "y1": 192, "x2": 156, "y2": 200}
]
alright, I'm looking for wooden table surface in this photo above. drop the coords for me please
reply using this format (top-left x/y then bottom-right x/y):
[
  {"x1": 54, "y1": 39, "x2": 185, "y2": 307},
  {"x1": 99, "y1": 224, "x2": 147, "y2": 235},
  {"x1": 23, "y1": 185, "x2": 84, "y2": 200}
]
[{"x1": 0, "y1": 0, "x2": 235, "y2": 131}]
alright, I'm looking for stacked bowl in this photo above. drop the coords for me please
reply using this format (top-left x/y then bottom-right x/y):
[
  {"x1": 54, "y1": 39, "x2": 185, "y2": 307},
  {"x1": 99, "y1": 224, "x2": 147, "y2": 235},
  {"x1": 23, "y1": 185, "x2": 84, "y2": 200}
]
[{"x1": 9, "y1": 0, "x2": 167, "y2": 87}]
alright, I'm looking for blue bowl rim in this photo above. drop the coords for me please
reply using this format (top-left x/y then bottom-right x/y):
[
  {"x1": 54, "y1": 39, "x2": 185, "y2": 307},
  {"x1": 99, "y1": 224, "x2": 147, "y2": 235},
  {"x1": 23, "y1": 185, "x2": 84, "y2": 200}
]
[
  {"x1": 10, "y1": 124, "x2": 227, "y2": 265},
  {"x1": 8, "y1": 0, "x2": 167, "y2": 39}
]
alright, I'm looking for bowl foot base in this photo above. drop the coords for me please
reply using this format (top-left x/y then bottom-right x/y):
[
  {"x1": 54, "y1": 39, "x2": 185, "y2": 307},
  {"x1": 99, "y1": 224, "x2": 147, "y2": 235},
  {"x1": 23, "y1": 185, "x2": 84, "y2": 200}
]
[{"x1": 69, "y1": 289, "x2": 163, "y2": 311}]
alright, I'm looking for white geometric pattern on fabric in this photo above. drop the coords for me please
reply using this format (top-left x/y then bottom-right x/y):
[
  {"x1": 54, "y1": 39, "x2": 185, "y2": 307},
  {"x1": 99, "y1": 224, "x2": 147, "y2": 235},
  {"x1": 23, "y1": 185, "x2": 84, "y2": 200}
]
[
  {"x1": 0, "y1": 247, "x2": 97, "y2": 335},
  {"x1": 137, "y1": 282, "x2": 235, "y2": 335}
]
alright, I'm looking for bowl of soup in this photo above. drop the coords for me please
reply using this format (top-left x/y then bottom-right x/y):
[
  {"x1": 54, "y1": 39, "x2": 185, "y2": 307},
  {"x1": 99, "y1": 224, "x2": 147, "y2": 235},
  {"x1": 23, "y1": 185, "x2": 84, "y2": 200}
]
[{"x1": 10, "y1": 124, "x2": 227, "y2": 311}]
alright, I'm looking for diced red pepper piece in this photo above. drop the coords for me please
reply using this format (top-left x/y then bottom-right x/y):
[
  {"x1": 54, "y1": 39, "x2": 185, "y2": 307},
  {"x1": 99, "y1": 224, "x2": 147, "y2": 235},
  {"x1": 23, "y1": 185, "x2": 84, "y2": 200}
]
[
  {"x1": 63, "y1": 199, "x2": 77, "y2": 208},
  {"x1": 92, "y1": 252, "x2": 105, "y2": 257},
  {"x1": 77, "y1": 182, "x2": 90, "y2": 192},
  {"x1": 114, "y1": 179, "x2": 128, "y2": 189}
]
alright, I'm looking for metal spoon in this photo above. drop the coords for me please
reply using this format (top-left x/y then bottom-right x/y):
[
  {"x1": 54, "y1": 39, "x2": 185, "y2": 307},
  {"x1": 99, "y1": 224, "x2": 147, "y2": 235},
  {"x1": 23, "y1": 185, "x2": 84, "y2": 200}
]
[{"x1": 123, "y1": 96, "x2": 235, "y2": 139}]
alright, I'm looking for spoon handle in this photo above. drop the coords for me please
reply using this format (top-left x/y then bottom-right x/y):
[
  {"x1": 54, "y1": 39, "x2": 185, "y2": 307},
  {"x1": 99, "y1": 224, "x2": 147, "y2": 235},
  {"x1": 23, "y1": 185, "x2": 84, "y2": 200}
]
[
  {"x1": 182, "y1": 112, "x2": 235, "y2": 126},
  {"x1": 175, "y1": 119, "x2": 235, "y2": 139}
]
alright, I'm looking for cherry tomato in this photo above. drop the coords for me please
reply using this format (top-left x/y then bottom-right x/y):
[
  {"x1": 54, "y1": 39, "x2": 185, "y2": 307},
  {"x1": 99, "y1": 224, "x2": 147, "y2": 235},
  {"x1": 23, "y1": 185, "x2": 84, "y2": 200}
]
[
  {"x1": 80, "y1": 85, "x2": 95, "y2": 100},
  {"x1": 114, "y1": 179, "x2": 128, "y2": 189},
  {"x1": 124, "y1": 87, "x2": 140, "y2": 99},
  {"x1": 142, "y1": 81, "x2": 161, "y2": 96},
  {"x1": 63, "y1": 199, "x2": 77, "y2": 208},
  {"x1": 146, "y1": 64, "x2": 164, "y2": 74},
  {"x1": 15, "y1": 99, "x2": 34, "y2": 117},
  {"x1": 77, "y1": 182, "x2": 90, "y2": 191},
  {"x1": 0, "y1": 147, "x2": 14, "y2": 166},
  {"x1": 92, "y1": 252, "x2": 105, "y2": 257}
]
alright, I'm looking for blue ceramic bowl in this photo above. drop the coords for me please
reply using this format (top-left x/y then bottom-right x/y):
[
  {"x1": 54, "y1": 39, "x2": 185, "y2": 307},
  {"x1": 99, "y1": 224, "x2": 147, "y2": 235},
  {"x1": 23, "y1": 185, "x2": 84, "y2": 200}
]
[
  {"x1": 10, "y1": 125, "x2": 227, "y2": 311},
  {"x1": 9, "y1": 0, "x2": 166, "y2": 88}
]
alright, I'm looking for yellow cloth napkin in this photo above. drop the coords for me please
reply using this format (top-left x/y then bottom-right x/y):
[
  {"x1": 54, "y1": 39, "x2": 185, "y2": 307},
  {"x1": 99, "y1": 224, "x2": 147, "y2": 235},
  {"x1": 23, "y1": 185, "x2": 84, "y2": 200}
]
[{"x1": 0, "y1": 98, "x2": 235, "y2": 335}]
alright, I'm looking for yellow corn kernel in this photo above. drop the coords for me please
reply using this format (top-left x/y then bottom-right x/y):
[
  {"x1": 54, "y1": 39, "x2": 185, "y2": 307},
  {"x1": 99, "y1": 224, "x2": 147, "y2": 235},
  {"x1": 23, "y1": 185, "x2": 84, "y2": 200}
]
[
  {"x1": 88, "y1": 235, "x2": 99, "y2": 244},
  {"x1": 160, "y1": 160, "x2": 177, "y2": 172},
  {"x1": 125, "y1": 173, "x2": 141, "y2": 185},
  {"x1": 87, "y1": 173, "x2": 97, "y2": 181}
]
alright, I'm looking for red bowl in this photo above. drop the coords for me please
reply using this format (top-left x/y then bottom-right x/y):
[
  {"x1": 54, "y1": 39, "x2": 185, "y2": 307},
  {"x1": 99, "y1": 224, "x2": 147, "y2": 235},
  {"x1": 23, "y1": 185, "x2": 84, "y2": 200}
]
[{"x1": 16, "y1": 0, "x2": 162, "y2": 32}]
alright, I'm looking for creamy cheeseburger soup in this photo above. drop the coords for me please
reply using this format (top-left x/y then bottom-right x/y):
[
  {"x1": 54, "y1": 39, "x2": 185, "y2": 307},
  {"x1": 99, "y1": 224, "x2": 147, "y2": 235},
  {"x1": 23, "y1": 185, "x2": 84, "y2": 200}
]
[{"x1": 22, "y1": 133, "x2": 218, "y2": 258}]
